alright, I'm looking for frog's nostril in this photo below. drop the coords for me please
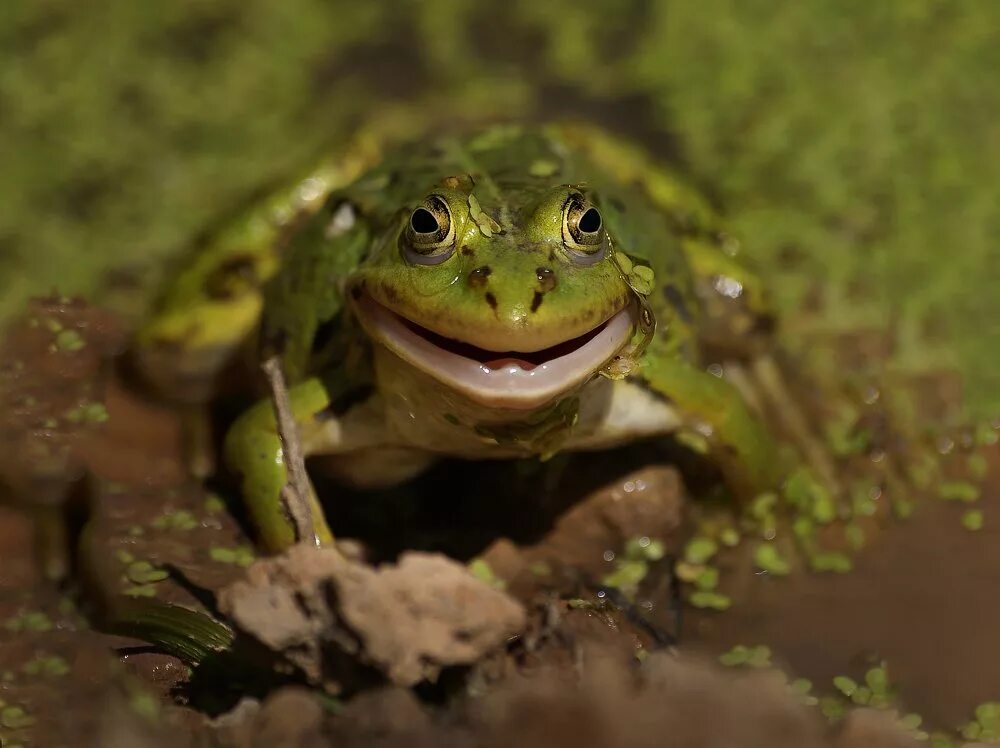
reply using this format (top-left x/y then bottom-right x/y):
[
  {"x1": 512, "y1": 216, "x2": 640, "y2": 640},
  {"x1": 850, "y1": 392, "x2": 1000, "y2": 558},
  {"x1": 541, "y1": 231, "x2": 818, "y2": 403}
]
[
  {"x1": 535, "y1": 267, "x2": 557, "y2": 292},
  {"x1": 468, "y1": 266, "x2": 492, "y2": 289}
]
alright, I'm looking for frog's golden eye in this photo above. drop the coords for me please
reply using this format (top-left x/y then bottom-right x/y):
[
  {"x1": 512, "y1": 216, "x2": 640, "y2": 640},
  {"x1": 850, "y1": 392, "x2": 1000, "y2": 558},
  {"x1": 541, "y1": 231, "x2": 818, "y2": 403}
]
[
  {"x1": 405, "y1": 195, "x2": 454, "y2": 257},
  {"x1": 562, "y1": 194, "x2": 605, "y2": 257}
]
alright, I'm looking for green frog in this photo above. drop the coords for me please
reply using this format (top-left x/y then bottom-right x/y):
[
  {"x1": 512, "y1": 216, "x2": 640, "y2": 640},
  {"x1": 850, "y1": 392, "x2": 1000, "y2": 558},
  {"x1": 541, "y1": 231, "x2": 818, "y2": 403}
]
[{"x1": 136, "y1": 122, "x2": 786, "y2": 553}]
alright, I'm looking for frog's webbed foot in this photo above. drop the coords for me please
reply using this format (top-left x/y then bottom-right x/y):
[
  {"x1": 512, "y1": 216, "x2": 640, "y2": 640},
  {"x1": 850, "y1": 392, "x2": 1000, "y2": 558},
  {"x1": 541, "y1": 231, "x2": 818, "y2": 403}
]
[{"x1": 723, "y1": 353, "x2": 842, "y2": 500}]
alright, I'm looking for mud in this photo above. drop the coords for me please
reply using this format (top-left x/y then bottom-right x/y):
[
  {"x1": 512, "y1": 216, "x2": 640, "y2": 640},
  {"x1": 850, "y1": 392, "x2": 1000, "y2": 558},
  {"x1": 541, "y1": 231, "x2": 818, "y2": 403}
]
[{"x1": 0, "y1": 298, "x2": 998, "y2": 747}]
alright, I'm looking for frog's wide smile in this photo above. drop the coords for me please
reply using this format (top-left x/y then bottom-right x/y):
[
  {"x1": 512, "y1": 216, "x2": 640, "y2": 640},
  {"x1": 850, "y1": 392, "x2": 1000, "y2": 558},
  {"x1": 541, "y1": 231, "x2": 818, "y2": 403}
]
[{"x1": 353, "y1": 294, "x2": 634, "y2": 409}]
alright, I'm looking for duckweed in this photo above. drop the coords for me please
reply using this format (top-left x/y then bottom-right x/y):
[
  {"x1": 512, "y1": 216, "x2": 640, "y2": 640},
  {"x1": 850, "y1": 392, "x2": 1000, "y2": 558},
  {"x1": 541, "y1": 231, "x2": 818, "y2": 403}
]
[
  {"x1": 967, "y1": 452, "x2": 989, "y2": 480},
  {"x1": 683, "y1": 537, "x2": 718, "y2": 565},
  {"x1": 152, "y1": 510, "x2": 199, "y2": 531},
  {"x1": 689, "y1": 591, "x2": 731, "y2": 611},
  {"x1": 22, "y1": 655, "x2": 69, "y2": 677},
  {"x1": 718, "y1": 527, "x2": 740, "y2": 547},
  {"x1": 832, "y1": 664, "x2": 894, "y2": 709},
  {"x1": 126, "y1": 561, "x2": 168, "y2": 584},
  {"x1": 203, "y1": 494, "x2": 226, "y2": 515},
  {"x1": 124, "y1": 585, "x2": 158, "y2": 597},
  {"x1": 783, "y1": 469, "x2": 836, "y2": 524},
  {"x1": 0, "y1": 707, "x2": 35, "y2": 730},
  {"x1": 209, "y1": 546, "x2": 255, "y2": 567},
  {"x1": 694, "y1": 566, "x2": 719, "y2": 591},
  {"x1": 961, "y1": 702, "x2": 1000, "y2": 742},
  {"x1": 844, "y1": 523, "x2": 865, "y2": 551},
  {"x1": 892, "y1": 497, "x2": 915, "y2": 520},
  {"x1": 962, "y1": 509, "x2": 984, "y2": 531},
  {"x1": 789, "y1": 678, "x2": 818, "y2": 706},
  {"x1": 54, "y1": 329, "x2": 85, "y2": 352},
  {"x1": 718, "y1": 644, "x2": 771, "y2": 668},
  {"x1": 938, "y1": 481, "x2": 980, "y2": 503},
  {"x1": 753, "y1": 543, "x2": 790, "y2": 575},
  {"x1": 3, "y1": 611, "x2": 52, "y2": 633},
  {"x1": 468, "y1": 558, "x2": 505, "y2": 590},
  {"x1": 809, "y1": 552, "x2": 852, "y2": 574},
  {"x1": 602, "y1": 536, "x2": 667, "y2": 595},
  {"x1": 528, "y1": 561, "x2": 552, "y2": 577},
  {"x1": 64, "y1": 402, "x2": 109, "y2": 424},
  {"x1": 818, "y1": 696, "x2": 847, "y2": 723}
]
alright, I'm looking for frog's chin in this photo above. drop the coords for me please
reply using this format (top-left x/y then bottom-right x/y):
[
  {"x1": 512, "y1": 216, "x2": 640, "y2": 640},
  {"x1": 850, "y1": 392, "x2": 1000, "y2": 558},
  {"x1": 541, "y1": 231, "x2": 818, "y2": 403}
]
[{"x1": 353, "y1": 295, "x2": 634, "y2": 410}]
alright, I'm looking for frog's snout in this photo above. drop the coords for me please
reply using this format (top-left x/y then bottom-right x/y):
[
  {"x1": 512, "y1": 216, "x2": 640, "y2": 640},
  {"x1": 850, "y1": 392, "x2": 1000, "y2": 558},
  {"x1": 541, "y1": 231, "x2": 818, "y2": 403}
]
[{"x1": 465, "y1": 263, "x2": 560, "y2": 321}]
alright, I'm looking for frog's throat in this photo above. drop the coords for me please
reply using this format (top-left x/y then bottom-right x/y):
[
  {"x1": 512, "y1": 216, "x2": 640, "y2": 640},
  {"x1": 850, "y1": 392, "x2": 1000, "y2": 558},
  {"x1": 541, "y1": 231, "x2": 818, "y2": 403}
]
[{"x1": 353, "y1": 295, "x2": 634, "y2": 410}]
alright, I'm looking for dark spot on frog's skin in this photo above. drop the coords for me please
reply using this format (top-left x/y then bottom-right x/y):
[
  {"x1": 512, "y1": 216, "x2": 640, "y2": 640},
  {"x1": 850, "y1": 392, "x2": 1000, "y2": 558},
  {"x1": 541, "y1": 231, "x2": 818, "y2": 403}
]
[
  {"x1": 548, "y1": 248, "x2": 556, "y2": 263},
  {"x1": 485, "y1": 292, "x2": 498, "y2": 311},
  {"x1": 662, "y1": 284, "x2": 692, "y2": 323},
  {"x1": 468, "y1": 266, "x2": 491, "y2": 289},
  {"x1": 350, "y1": 284, "x2": 363, "y2": 301},
  {"x1": 530, "y1": 291, "x2": 544, "y2": 313},
  {"x1": 205, "y1": 255, "x2": 257, "y2": 299},
  {"x1": 535, "y1": 267, "x2": 556, "y2": 292},
  {"x1": 379, "y1": 283, "x2": 400, "y2": 305},
  {"x1": 461, "y1": 245, "x2": 474, "y2": 257}
]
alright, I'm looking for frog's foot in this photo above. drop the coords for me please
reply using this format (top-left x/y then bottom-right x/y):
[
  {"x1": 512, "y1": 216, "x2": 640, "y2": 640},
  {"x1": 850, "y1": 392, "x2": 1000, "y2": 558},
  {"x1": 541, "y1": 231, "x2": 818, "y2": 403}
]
[
  {"x1": 738, "y1": 353, "x2": 842, "y2": 498},
  {"x1": 354, "y1": 294, "x2": 634, "y2": 411},
  {"x1": 224, "y1": 377, "x2": 336, "y2": 552}
]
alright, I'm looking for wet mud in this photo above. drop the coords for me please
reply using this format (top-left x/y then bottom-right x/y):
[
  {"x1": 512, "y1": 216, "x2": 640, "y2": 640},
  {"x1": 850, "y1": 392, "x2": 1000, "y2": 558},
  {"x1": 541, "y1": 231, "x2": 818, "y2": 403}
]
[{"x1": 0, "y1": 298, "x2": 997, "y2": 747}]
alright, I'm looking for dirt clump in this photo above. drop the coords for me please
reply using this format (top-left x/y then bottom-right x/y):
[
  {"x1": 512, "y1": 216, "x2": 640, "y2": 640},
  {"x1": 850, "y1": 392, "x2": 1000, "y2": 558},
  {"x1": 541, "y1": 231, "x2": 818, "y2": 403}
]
[{"x1": 218, "y1": 545, "x2": 526, "y2": 690}]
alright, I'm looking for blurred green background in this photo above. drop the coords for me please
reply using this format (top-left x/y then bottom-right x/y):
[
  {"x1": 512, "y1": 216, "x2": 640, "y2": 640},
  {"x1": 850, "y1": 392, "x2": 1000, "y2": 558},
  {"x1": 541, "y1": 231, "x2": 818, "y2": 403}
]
[{"x1": 1, "y1": 1, "x2": 997, "y2": 416}]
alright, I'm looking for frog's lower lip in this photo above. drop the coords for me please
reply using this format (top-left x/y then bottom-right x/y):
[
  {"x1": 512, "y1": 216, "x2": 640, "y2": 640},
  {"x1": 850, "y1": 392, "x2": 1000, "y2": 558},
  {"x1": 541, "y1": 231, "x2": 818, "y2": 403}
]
[{"x1": 353, "y1": 295, "x2": 634, "y2": 409}]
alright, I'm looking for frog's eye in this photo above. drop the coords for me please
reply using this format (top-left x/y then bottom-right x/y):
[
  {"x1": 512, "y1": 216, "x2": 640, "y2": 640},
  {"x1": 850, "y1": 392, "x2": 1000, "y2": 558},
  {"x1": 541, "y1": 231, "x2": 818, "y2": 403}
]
[
  {"x1": 403, "y1": 195, "x2": 455, "y2": 263},
  {"x1": 562, "y1": 194, "x2": 606, "y2": 261}
]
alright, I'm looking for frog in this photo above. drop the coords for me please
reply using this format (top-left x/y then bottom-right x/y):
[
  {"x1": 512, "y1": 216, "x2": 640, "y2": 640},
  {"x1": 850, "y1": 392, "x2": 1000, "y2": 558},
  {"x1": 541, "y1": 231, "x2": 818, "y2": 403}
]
[{"x1": 136, "y1": 122, "x2": 790, "y2": 553}]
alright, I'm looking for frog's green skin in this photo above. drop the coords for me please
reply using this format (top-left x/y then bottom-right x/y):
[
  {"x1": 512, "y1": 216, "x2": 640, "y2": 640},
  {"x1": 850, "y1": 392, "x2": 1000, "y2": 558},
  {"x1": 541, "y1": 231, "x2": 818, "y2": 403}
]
[{"x1": 139, "y1": 123, "x2": 777, "y2": 551}]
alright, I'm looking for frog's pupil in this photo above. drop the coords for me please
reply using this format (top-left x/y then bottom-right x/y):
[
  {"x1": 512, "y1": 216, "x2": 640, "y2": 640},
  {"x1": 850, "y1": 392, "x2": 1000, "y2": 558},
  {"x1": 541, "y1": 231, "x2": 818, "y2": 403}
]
[
  {"x1": 411, "y1": 208, "x2": 439, "y2": 234},
  {"x1": 579, "y1": 207, "x2": 602, "y2": 234}
]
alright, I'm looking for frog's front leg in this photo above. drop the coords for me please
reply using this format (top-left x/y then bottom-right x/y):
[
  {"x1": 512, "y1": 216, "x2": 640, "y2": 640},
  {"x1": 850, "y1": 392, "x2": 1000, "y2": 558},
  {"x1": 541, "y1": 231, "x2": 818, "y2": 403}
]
[
  {"x1": 637, "y1": 355, "x2": 779, "y2": 501},
  {"x1": 223, "y1": 377, "x2": 337, "y2": 552}
]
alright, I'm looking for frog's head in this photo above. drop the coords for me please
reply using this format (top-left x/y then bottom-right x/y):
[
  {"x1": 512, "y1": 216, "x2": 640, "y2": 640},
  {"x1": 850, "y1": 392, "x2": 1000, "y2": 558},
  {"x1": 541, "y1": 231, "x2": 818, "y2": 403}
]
[{"x1": 349, "y1": 178, "x2": 636, "y2": 410}]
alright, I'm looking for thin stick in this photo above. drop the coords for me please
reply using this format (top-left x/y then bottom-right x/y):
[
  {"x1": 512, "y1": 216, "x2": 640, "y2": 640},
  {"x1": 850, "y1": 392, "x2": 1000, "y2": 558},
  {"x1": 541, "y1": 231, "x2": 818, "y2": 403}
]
[{"x1": 261, "y1": 356, "x2": 317, "y2": 546}]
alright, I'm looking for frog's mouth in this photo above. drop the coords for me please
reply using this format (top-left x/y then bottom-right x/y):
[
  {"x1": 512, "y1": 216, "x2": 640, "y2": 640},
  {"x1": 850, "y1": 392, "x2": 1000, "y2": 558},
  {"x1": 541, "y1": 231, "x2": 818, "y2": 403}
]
[{"x1": 353, "y1": 295, "x2": 634, "y2": 409}]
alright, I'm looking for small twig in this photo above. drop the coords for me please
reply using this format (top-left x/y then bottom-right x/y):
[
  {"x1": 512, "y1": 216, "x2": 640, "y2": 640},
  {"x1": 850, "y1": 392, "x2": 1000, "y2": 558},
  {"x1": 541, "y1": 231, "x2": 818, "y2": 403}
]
[{"x1": 261, "y1": 356, "x2": 318, "y2": 546}]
